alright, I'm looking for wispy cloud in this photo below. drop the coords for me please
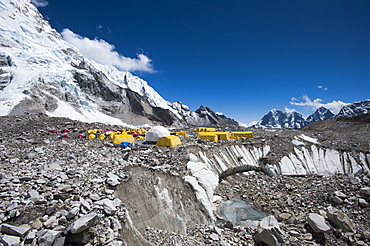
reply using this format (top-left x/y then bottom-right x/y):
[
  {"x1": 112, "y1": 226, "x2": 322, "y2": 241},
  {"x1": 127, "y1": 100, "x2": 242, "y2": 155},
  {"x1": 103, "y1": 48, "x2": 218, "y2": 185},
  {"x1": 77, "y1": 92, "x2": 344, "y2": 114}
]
[
  {"x1": 290, "y1": 95, "x2": 348, "y2": 114},
  {"x1": 31, "y1": 0, "x2": 48, "y2": 7},
  {"x1": 317, "y1": 85, "x2": 328, "y2": 90},
  {"x1": 61, "y1": 29, "x2": 155, "y2": 73}
]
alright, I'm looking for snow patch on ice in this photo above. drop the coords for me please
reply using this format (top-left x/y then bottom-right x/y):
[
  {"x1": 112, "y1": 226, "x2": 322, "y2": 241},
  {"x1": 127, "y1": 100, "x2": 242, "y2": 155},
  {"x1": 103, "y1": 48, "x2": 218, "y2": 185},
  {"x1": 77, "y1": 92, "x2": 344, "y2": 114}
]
[{"x1": 298, "y1": 134, "x2": 319, "y2": 144}]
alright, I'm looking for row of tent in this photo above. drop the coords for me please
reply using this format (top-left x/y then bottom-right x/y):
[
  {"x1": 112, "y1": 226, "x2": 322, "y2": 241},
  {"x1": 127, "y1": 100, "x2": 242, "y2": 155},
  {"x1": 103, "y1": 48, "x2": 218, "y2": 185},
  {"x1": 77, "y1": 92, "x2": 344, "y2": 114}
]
[
  {"x1": 50, "y1": 126, "x2": 254, "y2": 146},
  {"x1": 196, "y1": 131, "x2": 254, "y2": 141}
]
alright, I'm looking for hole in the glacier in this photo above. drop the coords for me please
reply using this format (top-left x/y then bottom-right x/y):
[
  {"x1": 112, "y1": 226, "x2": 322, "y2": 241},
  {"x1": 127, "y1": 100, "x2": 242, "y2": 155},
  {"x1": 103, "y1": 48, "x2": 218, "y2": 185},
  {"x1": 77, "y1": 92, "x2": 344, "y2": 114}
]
[{"x1": 217, "y1": 197, "x2": 267, "y2": 226}]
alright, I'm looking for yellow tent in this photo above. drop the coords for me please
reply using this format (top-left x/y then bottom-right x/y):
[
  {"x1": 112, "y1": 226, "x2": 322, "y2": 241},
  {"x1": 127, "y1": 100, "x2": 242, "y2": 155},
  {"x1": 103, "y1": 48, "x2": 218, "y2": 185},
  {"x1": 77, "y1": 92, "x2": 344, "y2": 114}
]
[
  {"x1": 214, "y1": 132, "x2": 230, "y2": 140},
  {"x1": 88, "y1": 134, "x2": 96, "y2": 139},
  {"x1": 197, "y1": 132, "x2": 219, "y2": 142},
  {"x1": 229, "y1": 131, "x2": 254, "y2": 139},
  {"x1": 193, "y1": 127, "x2": 216, "y2": 132},
  {"x1": 156, "y1": 135, "x2": 182, "y2": 147},
  {"x1": 112, "y1": 134, "x2": 135, "y2": 144}
]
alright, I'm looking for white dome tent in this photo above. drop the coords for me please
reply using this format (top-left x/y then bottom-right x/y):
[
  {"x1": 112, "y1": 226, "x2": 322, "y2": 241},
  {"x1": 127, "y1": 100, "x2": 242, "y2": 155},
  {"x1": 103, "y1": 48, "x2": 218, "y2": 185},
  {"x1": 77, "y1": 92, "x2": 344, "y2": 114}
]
[{"x1": 145, "y1": 126, "x2": 171, "y2": 142}]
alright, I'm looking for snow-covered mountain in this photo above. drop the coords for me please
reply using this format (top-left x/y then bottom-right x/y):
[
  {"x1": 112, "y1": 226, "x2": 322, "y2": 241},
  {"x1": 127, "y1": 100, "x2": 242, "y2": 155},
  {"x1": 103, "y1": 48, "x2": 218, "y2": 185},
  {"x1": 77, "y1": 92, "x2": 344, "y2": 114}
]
[
  {"x1": 254, "y1": 109, "x2": 307, "y2": 129},
  {"x1": 255, "y1": 100, "x2": 369, "y2": 129},
  {"x1": 306, "y1": 106, "x2": 335, "y2": 124},
  {"x1": 337, "y1": 99, "x2": 370, "y2": 118},
  {"x1": 0, "y1": 0, "x2": 237, "y2": 127}
]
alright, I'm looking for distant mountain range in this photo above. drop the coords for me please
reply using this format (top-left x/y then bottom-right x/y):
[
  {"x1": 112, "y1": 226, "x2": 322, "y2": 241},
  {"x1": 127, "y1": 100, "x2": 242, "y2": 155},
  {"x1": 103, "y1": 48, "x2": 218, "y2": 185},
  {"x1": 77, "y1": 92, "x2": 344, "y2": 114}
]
[
  {"x1": 0, "y1": 0, "x2": 237, "y2": 127},
  {"x1": 254, "y1": 99, "x2": 370, "y2": 129}
]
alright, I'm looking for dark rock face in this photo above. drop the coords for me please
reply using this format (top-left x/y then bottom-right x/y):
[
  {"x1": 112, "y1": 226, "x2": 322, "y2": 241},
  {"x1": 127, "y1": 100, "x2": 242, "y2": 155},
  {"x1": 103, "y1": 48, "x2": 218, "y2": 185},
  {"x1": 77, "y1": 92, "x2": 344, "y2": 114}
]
[
  {"x1": 195, "y1": 106, "x2": 239, "y2": 126},
  {"x1": 0, "y1": 54, "x2": 12, "y2": 90},
  {"x1": 73, "y1": 61, "x2": 123, "y2": 102}
]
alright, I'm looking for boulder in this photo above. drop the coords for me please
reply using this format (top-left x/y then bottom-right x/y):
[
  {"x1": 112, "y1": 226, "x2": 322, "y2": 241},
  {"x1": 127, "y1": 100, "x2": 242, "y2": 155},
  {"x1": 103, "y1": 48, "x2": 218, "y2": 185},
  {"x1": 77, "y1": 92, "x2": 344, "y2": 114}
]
[
  {"x1": 38, "y1": 229, "x2": 62, "y2": 246},
  {"x1": 0, "y1": 235, "x2": 21, "y2": 246},
  {"x1": 1, "y1": 223, "x2": 30, "y2": 237},
  {"x1": 306, "y1": 213, "x2": 330, "y2": 233},
  {"x1": 106, "y1": 173, "x2": 120, "y2": 187},
  {"x1": 70, "y1": 213, "x2": 98, "y2": 234},
  {"x1": 254, "y1": 216, "x2": 284, "y2": 246},
  {"x1": 327, "y1": 207, "x2": 356, "y2": 233}
]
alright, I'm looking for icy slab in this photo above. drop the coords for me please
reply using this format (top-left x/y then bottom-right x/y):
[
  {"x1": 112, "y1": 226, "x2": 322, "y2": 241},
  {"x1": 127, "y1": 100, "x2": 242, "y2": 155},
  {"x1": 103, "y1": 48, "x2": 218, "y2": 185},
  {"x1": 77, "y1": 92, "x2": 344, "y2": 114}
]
[
  {"x1": 279, "y1": 146, "x2": 367, "y2": 176},
  {"x1": 184, "y1": 175, "x2": 215, "y2": 221},
  {"x1": 298, "y1": 134, "x2": 319, "y2": 144},
  {"x1": 292, "y1": 139, "x2": 305, "y2": 146}
]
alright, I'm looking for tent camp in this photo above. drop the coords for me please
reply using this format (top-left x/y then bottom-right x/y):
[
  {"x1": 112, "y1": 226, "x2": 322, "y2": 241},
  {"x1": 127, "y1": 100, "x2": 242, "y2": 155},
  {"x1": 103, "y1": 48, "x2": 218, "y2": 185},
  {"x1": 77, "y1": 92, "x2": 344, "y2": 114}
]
[
  {"x1": 145, "y1": 126, "x2": 170, "y2": 142},
  {"x1": 156, "y1": 135, "x2": 182, "y2": 147}
]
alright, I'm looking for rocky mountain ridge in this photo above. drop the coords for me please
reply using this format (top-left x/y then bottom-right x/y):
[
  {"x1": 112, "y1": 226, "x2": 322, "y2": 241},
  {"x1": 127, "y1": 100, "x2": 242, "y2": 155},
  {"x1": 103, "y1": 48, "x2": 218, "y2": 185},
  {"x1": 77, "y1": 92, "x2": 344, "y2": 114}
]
[
  {"x1": 0, "y1": 0, "x2": 237, "y2": 127},
  {"x1": 255, "y1": 99, "x2": 370, "y2": 129}
]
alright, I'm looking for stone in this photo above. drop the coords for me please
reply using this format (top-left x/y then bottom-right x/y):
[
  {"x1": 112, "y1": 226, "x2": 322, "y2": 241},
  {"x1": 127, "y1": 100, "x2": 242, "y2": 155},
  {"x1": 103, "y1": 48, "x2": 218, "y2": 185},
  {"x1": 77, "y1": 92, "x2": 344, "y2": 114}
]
[
  {"x1": 24, "y1": 230, "x2": 36, "y2": 243},
  {"x1": 1, "y1": 223, "x2": 31, "y2": 237},
  {"x1": 38, "y1": 229, "x2": 61, "y2": 246},
  {"x1": 209, "y1": 233, "x2": 219, "y2": 241},
  {"x1": 306, "y1": 213, "x2": 331, "y2": 233},
  {"x1": 0, "y1": 235, "x2": 21, "y2": 246},
  {"x1": 66, "y1": 207, "x2": 80, "y2": 220},
  {"x1": 359, "y1": 198, "x2": 368, "y2": 207},
  {"x1": 332, "y1": 196, "x2": 344, "y2": 205},
  {"x1": 53, "y1": 237, "x2": 66, "y2": 246},
  {"x1": 214, "y1": 226, "x2": 223, "y2": 236},
  {"x1": 70, "y1": 213, "x2": 98, "y2": 234},
  {"x1": 89, "y1": 193, "x2": 100, "y2": 201},
  {"x1": 327, "y1": 207, "x2": 356, "y2": 233},
  {"x1": 44, "y1": 215, "x2": 58, "y2": 229},
  {"x1": 106, "y1": 173, "x2": 120, "y2": 187},
  {"x1": 360, "y1": 187, "x2": 370, "y2": 197},
  {"x1": 334, "y1": 191, "x2": 347, "y2": 199},
  {"x1": 96, "y1": 199, "x2": 117, "y2": 215},
  {"x1": 255, "y1": 228, "x2": 281, "y2": 246},
  {"x1": 45, "y1": 206, "x2": 57, "y2": 216},
  {"x1": 255, "y1": 216, "x2": 284, "y2": 246},
  {"x1": 28, "y1": 189, "x2": 40, "y2": 200},
  {"x1": 277, "y1": 213, "x2": 291, "y2": 221}
]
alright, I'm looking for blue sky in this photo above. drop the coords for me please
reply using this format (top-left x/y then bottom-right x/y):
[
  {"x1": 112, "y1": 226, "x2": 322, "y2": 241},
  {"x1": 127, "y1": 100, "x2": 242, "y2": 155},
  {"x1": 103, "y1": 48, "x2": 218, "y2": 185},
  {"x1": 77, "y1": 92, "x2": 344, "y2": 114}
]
[{"x1": 33, "y1": 0, "x2": 370, "y2": 125}]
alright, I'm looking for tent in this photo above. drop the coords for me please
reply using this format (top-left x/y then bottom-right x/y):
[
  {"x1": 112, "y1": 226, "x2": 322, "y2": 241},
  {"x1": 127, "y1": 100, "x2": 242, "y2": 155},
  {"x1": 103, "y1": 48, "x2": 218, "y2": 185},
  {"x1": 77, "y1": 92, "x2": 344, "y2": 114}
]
[
  {"x1": 229, "y1": 131, "x2": 254, "y2": 139},
  {"x1": 145, "y1": 126, "x2": 170, "y2": 142},
  {"x1": 112, "y1": 134, "x2": 135, "y2": 144},
  {"x1": 197, "y1": 132, "x2": 219, "y2": 142},
  {"x1": 156, "y1": 135, "x2": 182, "y2": 147}
]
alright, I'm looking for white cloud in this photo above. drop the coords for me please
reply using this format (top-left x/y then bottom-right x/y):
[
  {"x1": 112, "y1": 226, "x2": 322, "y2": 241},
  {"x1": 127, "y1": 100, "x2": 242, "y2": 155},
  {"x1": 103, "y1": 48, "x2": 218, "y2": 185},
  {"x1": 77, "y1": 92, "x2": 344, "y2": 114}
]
[
  {"x1": 31, "y1": 0, "x2": 48, "y2": 7},
  {"x1": 317, "y1": 85, "x2": 328, "y2": 90},
  {"x1": 61, "y1": 29, "x2": 154, "y2": 73},
  {"x1": 290, "y1": 95, "x2": 348, "y2": 114}
]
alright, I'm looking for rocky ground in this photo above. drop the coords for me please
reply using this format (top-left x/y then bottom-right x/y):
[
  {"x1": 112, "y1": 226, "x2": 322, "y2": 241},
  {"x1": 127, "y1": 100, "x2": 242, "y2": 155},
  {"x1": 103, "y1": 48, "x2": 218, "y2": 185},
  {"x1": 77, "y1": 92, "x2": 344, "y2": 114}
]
[{"x1": 0, "y1": 114, "x2": 369, "y2": 245}]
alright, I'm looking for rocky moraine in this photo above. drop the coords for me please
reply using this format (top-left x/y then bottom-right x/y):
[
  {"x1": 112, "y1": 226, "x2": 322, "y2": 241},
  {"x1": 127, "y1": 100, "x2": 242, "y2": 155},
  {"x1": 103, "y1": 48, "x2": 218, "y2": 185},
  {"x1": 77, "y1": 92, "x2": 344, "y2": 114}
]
[{"x1": 0, "y1": 114, "x2": 369, "y2": 246}]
